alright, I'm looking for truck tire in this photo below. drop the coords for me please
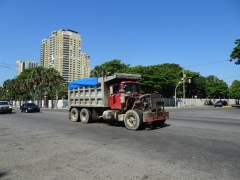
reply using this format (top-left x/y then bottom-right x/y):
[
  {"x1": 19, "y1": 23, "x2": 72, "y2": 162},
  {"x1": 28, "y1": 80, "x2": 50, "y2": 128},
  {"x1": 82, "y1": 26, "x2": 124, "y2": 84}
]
[
  {"x1": 70, "y1": 108, "x2": 80, "y2": 122},
  {"x1": 80, "y1": 108, "x2": 92, "y2": 123},
  {"x1": 124, "y1": 109, "x2": 143, "y2": 130}
]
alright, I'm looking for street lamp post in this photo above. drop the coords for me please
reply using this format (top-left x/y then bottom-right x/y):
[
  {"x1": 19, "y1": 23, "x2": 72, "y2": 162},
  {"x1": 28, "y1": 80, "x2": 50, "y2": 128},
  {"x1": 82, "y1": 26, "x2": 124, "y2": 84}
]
[
  {"x1": 33, "y1": 83, "x2": 37, "y2": 103},
  {"x1": 182, "y1": 68, "x2": 186, "y2": 99},
  {"x1": 175, "y1": 82, "x2": 182, "y2": 107}
]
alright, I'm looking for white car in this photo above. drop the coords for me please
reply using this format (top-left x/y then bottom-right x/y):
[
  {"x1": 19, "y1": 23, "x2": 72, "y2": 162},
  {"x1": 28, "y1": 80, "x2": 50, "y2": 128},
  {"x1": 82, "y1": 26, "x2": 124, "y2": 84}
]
[{"x1": 0, "y1": 101, "x2": 12, "y2": 114}]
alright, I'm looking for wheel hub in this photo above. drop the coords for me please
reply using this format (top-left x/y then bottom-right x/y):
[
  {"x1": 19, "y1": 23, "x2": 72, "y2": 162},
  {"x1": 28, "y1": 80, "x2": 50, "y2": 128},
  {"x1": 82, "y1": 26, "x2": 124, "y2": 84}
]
[
  {"x1": 127, "y1": 115, "x2": 136, "y2": 127},
  {"x1": 81, "y1": 112, "x2": 86, "y2": 121}
]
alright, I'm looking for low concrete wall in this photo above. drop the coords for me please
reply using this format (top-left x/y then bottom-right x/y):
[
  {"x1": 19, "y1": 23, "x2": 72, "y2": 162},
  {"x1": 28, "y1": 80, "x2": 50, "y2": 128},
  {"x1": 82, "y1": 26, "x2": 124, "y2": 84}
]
[
  {"x1": 11, "y1": 98, "x2": 239, "y2": 108},
  {"x1": 162, "y1": 98, "x2": 238, "y2": 107},
  {"x1": 12, "y1": 99, "x2": 68, "y2": 109}
]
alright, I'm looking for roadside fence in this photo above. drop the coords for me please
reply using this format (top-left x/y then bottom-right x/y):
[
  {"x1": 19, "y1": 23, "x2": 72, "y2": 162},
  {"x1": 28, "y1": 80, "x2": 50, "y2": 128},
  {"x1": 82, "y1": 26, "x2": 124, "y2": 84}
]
[{"x1": 11, "y1": 98, "x2": 238, "y2": 108}]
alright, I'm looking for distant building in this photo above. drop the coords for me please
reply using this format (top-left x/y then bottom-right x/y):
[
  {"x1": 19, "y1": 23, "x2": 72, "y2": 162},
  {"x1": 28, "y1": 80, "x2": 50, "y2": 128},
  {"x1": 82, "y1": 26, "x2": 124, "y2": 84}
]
[
  {"x1": 16, "y1": 60, "x2": 38, "y2": 76},
  {"x1": 40, "y1": 29, "x2": 91, "y2": 82}
]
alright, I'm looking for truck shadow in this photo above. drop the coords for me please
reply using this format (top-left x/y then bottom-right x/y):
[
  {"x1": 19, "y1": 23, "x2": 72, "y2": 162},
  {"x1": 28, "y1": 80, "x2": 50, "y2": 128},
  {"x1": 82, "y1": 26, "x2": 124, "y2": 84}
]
[
  {"x1": 143, "y1": 123, "x2": 171, "y2": 130},
  {"x1": 0, "y1": 112, "x2": 17, "y2": 115},
  {"x1": 232, "y1": 105, "x2": 240, "y2": 109},
  {"x1": 0, "y1": 171, "x2": 9, "y2": 178},
  {"x1": 94, "y1": 119, "x2": 171, "y2": 131}
]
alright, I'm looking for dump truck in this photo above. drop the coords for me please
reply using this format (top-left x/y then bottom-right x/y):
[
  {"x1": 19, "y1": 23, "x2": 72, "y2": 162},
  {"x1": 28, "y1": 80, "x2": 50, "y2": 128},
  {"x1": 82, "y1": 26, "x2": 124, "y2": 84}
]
[{"x1": 68, "y1": 73, "x2": 169, "y2": 130}]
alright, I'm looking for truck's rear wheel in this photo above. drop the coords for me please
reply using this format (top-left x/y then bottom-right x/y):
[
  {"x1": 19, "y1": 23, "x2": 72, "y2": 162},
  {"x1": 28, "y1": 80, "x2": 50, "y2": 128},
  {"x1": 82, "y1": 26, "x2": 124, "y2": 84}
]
[
  {"x1": 124, "y1": 109, "x2": 143, "y2": 130},
  {"x1": 70, "y1": 108, "x2": 80, "y2": 122},
  {"x1": 80, "y1": 108, "x2": 92, "y2": 123}
]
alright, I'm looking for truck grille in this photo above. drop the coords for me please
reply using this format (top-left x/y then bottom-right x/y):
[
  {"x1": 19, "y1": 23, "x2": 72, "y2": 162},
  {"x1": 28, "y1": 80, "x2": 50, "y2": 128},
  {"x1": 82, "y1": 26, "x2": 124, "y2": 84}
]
[{"x1": 149, "y1": 94, "x2": 162, "y2": 111}]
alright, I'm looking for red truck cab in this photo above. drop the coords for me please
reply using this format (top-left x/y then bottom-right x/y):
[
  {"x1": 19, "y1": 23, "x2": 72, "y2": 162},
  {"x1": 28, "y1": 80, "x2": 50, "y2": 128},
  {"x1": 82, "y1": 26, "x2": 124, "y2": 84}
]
[{"x1": 110, "y1": 81, "x2": 141, "y2": 110}]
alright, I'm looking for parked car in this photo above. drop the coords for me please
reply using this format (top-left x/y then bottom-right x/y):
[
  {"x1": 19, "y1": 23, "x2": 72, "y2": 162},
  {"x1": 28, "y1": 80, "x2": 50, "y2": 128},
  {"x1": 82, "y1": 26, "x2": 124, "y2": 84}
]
[
  {"x1": 0, "y1": 101, "x2": 12, "y2": 114},
  {"x1": 214, "y1": 100, "x2": 228, "y2": 107},
  {"x1": 20, "y1": 103, "x2": 40, "y2": 113}
]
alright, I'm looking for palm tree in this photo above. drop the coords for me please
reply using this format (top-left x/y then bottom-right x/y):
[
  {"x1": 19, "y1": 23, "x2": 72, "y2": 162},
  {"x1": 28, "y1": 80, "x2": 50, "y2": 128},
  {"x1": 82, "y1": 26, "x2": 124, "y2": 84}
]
[
  {"x1": 3, "y1": 79, "x2": 11, "y2": 102},
  {"x1": 43, "y1": 68, "x2": 65, "y2": 108},
  {"x1": 28, "y1": 66, "x2": 47, "y2": 107},
  {"x1": 11, "y1": 79, "x2": 20, "y2": 107},
  {"x1": 0, "y1": 87, "x2": 6, "y2": 100},
  {"x1": 206, "y1": 75, "x2": 219, "y2": 83},
  {"x1": 15, "y1": 80, "x2": 22, "y2": 107},
  {"x1": 19, "y1": 79, "x2": 32, "y2": 103},
  {"x1": 90, "y1": 65, "x2": 107, "y2": 77}
]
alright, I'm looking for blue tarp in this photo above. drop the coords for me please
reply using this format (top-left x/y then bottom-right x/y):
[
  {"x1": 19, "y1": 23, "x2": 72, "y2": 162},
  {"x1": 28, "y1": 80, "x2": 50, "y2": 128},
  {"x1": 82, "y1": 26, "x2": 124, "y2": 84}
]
[{"x1": 68, "y1": 77, "x2": 98, "y2": 90}]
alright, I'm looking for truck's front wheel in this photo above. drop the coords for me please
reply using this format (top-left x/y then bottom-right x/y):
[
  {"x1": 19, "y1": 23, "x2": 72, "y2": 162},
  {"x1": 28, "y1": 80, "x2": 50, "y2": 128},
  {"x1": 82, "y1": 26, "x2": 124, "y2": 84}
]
[
  {"x1": 80, "y1": 108, "x2": 92, "y2": 123},
  {"x1": 70, "y1": 108, "x2": 80, "y2": 122},
  {"x1": 124, "y1": 109, "x2": 143, "y2": 130}
]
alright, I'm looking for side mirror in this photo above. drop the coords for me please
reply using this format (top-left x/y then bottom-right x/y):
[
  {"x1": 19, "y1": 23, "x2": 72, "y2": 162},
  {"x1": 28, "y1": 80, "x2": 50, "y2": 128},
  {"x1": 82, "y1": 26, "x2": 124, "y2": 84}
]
[{"x1": 110, "y1": 86, "x2": 113, "y2": 95}]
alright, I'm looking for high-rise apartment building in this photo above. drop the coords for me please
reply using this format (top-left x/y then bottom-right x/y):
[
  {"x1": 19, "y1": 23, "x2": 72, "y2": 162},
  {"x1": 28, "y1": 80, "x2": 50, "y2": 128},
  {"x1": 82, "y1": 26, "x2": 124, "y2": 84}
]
[
  {"x1": 40, "y1": 39, "x2": 50, "y2": 68},
  {"x1": 16, "y1": 60, "x2": 38, "y2": 76},
  {"x1": 40, "y1": 29, "x2": 90, "y2": 82}
]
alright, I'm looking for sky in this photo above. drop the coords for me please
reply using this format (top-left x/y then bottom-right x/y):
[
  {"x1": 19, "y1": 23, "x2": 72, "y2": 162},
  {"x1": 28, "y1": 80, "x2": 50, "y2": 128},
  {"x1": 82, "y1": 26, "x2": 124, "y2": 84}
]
[{"x1": 0, "y1": 0, "x2": 239, "y2": 87}]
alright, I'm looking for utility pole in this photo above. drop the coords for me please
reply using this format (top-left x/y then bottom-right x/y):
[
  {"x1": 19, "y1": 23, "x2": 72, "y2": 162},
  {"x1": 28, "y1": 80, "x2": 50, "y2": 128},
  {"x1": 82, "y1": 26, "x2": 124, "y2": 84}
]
[
  {"x1": 55, "y1": 88, "x2": 58, "y2": 109},
  {"x1": 175, "y1": 82, "x2": 182, "y2": 107},
  {"x1": 183, "y1": 68, "x2": 185, "y2": 98},
  {"x1": 34, "y1": 84, "x2": 36, "y2": 102}
]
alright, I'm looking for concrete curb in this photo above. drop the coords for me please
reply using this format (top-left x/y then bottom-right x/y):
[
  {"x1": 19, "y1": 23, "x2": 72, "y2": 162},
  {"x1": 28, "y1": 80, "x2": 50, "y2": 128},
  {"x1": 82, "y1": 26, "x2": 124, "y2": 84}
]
[{"x1": 222, "y1": 106, "x2": 232, "y2": 108}]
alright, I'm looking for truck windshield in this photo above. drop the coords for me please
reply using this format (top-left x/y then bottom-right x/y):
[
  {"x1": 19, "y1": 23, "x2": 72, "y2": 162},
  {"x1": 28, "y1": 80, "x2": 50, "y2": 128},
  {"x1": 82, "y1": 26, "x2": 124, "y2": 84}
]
[{"x1": 123, "y1": 84, "x2": 140, "y2": 93}]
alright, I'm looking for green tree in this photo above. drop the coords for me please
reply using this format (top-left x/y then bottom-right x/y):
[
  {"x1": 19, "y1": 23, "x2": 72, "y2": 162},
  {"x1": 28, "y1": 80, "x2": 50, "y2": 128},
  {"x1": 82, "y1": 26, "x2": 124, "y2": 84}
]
[
  {"x1": 54, "y1": 83, "x2": 68, "y2": 100},
  {"x1": 229, "y1": 80, "x2": 240, "y2": 104},
  {"x1": 19, "y1": 79, "x2": 32, "y2": 103},
  {"x1": 206, "y1": 80, "x2": 228, "y2": 99},
  {"x1": 230, "y1": 39, "x2": 240, "y2": 64},
  {"x1": 126, "y1": 63, "x2": 182, "y2": 97},
  {"x1": 126, "y1": 65, "x2": 154, "y2": 94},
  {"x1": 28, "y1": 66, "x2": 48, "y2": 107},
  {"x1": 14, "y1": 67, "x2": 66, "y2": 107},
  {"x1": 15, "y1": 69, "x2": 35, "y2": 105},
  {"x1": 101, "y1": 59, "x2": 130, "y2": 74},
  {"x1": 17, "y1": 69, "x2": 33, "y2": 79},
  {"x1": 206, "y1": 75, "x2": 219, "y2": 83},
  {"x1": 10, "y1": 78, "x2": 21, "y2": 106},
  {"x1": 16, "y1": 69, "x2": 34, "y2": 102},
  {"x1": 184, "y1": 71, "x2": 207, "y2": 98},
  {"x1": 90, "y1": 59, "x2": 130, "y2": 77},
  {"x1": 90, "y1": 65, "x2": 107, "y2": 77},
  {"x1": 0, "y1": 86, "x2": 7, "y2": 100},
  {"x1": 43, "y1": 68, "x2": 65, "y2": 108},
  {"x1": 3, "y1": 79, "x2": 12, "y2": 102}
]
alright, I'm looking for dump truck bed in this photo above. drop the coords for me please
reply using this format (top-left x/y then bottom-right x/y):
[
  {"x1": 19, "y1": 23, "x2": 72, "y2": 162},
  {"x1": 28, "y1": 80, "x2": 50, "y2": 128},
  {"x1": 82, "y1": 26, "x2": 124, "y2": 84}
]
[{"x1": 68, "y1": 77, "x2": 109, "y2": 109}]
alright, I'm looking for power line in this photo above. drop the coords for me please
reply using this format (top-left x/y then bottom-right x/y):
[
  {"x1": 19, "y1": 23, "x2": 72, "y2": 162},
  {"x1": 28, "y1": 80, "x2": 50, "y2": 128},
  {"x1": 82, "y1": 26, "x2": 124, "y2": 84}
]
[
  {"x1": 0, "y1": 65, "x2": 15, "y2": 71},
  {"x1": 222, "y1": 75, "x2": 240, "y2": 80},
  {"x1": 183, "y1": 60, "x2": 240, "y2": 80},
  {"x1": 184, "y1": 59, "x2": 229, "y2": 68},
  {"x1": 0, "y1": 63, "x2": 16, "y2": 67}
]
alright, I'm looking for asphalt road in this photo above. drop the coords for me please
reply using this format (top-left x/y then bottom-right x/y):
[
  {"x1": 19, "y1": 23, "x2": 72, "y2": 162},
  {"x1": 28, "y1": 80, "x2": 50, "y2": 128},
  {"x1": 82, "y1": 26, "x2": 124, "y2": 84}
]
[{"x1": 0, "y1": 107, "x2": 240, "y2": 180}]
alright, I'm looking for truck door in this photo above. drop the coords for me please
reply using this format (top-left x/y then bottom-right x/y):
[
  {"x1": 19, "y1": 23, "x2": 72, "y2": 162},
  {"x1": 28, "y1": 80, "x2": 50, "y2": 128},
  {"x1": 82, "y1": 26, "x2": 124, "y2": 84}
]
[{"x1": 110, "y1": 84, "x2": 122, "y2": 109}]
